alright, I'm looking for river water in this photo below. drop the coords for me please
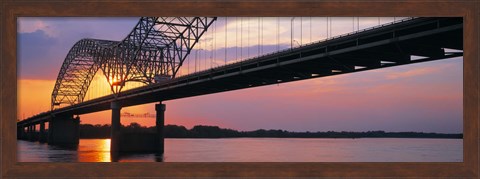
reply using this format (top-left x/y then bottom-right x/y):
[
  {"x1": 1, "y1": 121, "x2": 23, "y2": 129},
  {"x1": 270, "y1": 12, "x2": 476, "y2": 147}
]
[{"x1": 18, "y1": 138, "x2": 462, "y2": 162}]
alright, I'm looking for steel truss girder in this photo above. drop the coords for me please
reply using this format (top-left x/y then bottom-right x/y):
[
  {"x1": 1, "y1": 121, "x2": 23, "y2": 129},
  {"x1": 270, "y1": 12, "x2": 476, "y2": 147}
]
[{"x1": 51, "y1": 17, "x2": 216, "y2": 110}]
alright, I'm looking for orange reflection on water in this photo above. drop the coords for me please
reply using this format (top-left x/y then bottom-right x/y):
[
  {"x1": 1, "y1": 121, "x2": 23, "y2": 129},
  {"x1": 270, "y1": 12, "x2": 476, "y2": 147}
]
[
  {"x1": 99, "y1": 139, "x2": 111, "y2": 162},
  {"x1": 77, "y1": 139, "x2": 111, "y2": 162}
]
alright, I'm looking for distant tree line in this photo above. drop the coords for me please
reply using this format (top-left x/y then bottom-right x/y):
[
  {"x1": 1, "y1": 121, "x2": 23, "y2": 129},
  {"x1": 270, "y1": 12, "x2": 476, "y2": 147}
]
[{"x1": 79, "y1": 123, "x2": 463, "y2": 139}]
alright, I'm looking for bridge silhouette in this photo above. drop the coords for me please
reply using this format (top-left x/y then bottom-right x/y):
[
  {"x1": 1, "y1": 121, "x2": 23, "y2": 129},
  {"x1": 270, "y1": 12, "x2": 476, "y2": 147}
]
[{"x1": 17, "y1": 17, "x2": 463, "y2": 159}]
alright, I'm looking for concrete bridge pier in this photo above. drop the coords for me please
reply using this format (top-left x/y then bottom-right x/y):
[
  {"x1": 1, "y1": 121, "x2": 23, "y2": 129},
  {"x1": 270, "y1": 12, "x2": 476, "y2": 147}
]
[
  {"x1": 109, "y1": 102, "x2": 166, "y2": 158},
  {"x1": 110, "y1": 101, "x2": 122, "y2": 156},
  {"x1": 16, "y1": 126, "x2": 21, "y2": 140},
  {"x1": 28, "y1": 125, "x2": 36, "y2": 141},
  {"x1": 18, "y1": 125, "x2": 24, "y2": 140},
  {"x1": 17, "y1": 125, "x2": 26, "y2": 140},
  {"x1": 48, "y1": 115, "x2": 80, "y2": 146},
  {"x1": 25, "y1": 126, "x2": 30, "y2": 140},
  {"x1": 39, "y1": 122, "x2": 47, "y2": 143},
  {"x1": 27, "y1": 125, "x2": 31, "y2": 141},
  {"x1": 156, "y1": 103, "x2": 166, "y2": 155}
]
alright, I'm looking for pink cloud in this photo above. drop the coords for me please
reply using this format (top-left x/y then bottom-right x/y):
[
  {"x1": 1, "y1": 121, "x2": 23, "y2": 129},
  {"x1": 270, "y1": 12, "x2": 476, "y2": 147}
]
[
  {"x1": 385, "y1": 64, "x2": 451, "y2": 80},
  {"x1": 18, "y1": 18, "x2": 55, "y2": 36}
]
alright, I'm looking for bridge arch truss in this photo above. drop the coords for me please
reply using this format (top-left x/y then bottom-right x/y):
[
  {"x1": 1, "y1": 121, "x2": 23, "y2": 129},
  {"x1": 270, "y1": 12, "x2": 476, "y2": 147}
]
[{"x1": 51, "y1": 17, "x2": 217, "y2": 110}]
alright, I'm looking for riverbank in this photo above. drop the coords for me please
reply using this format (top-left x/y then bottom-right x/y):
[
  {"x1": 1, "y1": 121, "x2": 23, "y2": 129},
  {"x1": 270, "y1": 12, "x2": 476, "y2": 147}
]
[{"x1": 79, "y1": 123, "x2": 462, "y2": 139}]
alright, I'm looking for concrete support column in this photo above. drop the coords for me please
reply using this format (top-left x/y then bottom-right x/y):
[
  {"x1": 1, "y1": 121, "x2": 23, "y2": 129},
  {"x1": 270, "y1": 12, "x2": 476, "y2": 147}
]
[
  {"x1": 17, "y1": 126, "x2": 21, "y2": 140},
  {"x1": 39, "y1": 122, "x2": 46, "y2": 143},
  {"x1": 28, "y1": 125, "x2": 34, "y2": 141},
  {"x1": 33, "y1": 125, "x2": 37, "y2": 141},
  {"x1": 24, "y1": 126, "x2": 28, "y2": 139},
  {"x1": 23, "y1": 126, "x2": 27, "y2": 139},
  {"x1": 48, "y1": 115, "x2": 80, "y2": 146},
  {"x1": 25, "y1": 126, "x2": 32, "y2": 140},
  {"x1": 18, "y1": 125, "x2": 26, "y2": 140},
  {"x1": 48, "y1": 120, "x2": 53, "y2": 143},
  {"x1": 155, "y1": 103, "x2": 166, "y2": 154},
  {"x1": 110, "y1": 101, "x2": 122, "y2": 155},
  {"x1": 27, "y1": 126, "x2": 30, "y2": 139}
]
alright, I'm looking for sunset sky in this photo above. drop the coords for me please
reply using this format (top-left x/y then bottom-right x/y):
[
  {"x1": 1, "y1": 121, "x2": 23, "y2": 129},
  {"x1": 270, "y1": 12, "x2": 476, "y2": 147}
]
[{"x1": 17, "y1": 17, "x2": 463, "y2": 133}]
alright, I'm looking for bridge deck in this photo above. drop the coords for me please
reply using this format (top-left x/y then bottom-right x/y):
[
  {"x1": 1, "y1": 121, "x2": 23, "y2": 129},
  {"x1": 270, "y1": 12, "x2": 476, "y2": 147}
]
[{"x1": 18, "y1": 17, "x2": 463, "y2": 126}]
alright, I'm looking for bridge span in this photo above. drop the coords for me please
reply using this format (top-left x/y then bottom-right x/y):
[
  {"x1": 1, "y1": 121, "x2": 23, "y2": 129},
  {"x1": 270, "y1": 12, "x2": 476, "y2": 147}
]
[{"x1": 17, "y1": 17, "x2": 463, "y2": 158}]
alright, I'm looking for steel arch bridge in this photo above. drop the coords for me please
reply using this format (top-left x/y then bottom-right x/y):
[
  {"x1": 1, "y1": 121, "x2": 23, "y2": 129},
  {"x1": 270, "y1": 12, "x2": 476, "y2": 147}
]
[{"x1": 51, "y1": 17, "x2": 217, "y2": 110}]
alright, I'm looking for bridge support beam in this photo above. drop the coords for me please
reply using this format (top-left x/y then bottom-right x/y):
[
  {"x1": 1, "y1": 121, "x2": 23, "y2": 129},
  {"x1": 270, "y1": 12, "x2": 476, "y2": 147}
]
[
  {"x1": 28, "y1": 125, "x2": 36, "y2": 141},
  {"x1": 39, "y1": 122, "x2": 47, "y2": 143},
  {"x1": 25, "y1": 126, "x2": 30, "y2": 141},
  {"x1": 18, "y1": 125, "x2": 25, "y2": 140},
  {"x1": 17, "y1": 126, "x2": 22, "y2": 140},
  {"x1": 110, "y1": 101, "x2": 122, "y2": 156},
  {"x1": 48, "y1": 115, "x2": 79, "y2": 146},
  {"x1": 27, "y1": 126, "x2": 31, "y2": 140},
  {"x1": 156, "y1": 103, "x2": 166, "y2": 155}
]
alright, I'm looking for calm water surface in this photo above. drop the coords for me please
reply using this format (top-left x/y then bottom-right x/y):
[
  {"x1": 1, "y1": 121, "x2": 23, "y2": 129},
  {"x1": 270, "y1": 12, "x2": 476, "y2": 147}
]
[{"x1": 18, "y1": 138, "x2": 462, "y2": 162}]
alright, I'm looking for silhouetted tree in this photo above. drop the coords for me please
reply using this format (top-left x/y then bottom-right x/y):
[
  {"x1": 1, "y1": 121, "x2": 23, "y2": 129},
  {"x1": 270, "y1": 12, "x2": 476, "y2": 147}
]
[
  {"x1": 164, "y1": 125, "x2": 189, "y2": 138},
  {"x1": 78, "y1": 123, "x2": 463, "y2": 139}
]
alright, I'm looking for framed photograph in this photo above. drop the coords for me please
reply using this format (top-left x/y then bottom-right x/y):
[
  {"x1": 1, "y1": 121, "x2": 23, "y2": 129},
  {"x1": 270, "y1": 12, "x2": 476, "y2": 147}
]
[{"x1": 2, "y1": 1, "x2": 479, "y2": 178}]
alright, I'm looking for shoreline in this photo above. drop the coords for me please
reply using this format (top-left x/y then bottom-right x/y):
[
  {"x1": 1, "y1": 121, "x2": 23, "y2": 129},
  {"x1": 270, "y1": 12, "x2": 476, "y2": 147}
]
[{"x1": 79, "y1": 124, "x2": 463, "y2": 139}]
